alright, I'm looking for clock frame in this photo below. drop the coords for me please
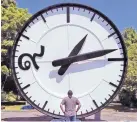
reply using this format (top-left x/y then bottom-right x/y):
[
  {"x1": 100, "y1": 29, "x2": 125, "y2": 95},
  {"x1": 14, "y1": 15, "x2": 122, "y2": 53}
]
[{"x1": 11, "y1": 3, "x2": 128, "y2": 118}]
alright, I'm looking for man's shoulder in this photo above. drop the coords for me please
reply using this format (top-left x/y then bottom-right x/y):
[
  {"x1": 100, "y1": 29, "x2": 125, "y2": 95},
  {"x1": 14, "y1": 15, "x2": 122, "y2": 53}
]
[
  {"x1": 72, "y1": 96, "x2": 78, "y2": 99},
  {"x1": 63, "y1": 96, "x2": 78, "y2": 100},
  {"x1": 63, "y1": 97, "x2": 68, "y2": 100},
  {"x1": 70, "y1": 97, "x2": 78, "y2": 101}
]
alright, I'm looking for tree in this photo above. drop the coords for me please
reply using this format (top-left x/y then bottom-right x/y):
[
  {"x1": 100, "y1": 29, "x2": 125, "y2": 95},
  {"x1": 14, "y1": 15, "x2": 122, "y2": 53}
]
[
  {"x1": 1, "y1": 0, "x2": 31, "y2": 91},
  {"x1": 123, "y1": 28, "x2": 137, "y2": 90}
]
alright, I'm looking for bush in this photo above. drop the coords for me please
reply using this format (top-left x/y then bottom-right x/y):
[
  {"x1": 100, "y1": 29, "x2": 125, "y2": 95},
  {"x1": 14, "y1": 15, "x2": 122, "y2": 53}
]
[
  {"x1": 1, "y1": 91, "x2": 6, "y2": 101},
  {"x1": 5, "y1": 91, "x2": 17, "y2": 102},
  {"x1": 119, "y1": 89, "x2": 137, "y2": 108}
]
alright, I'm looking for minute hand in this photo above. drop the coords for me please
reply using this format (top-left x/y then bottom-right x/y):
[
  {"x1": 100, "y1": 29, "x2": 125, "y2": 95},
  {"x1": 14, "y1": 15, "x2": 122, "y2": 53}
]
[{"x1": 52, "y1": 49, "x2": 117, "y2": 67}]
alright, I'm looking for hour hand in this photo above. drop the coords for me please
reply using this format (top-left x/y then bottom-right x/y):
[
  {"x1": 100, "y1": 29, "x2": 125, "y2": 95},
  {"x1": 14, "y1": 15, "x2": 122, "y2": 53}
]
[{"x1": 58, "y1": 64, "x2": 70, "y2": 75}]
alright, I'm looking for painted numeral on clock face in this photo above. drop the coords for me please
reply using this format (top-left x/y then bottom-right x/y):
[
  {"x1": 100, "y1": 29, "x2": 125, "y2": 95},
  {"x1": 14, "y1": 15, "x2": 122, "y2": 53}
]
[
  {"x1": 18, "y1": 45, "x2": 45, "y2": 70},
  {"x1": 66, "y1": 7, "x2": 70, "y2": 23},
  {"x1": 41, "y1": 14, "x2": 46, "y2": 23},
  {"x1": 22, "y1": 84, "x2": 30, "y2": 90}
]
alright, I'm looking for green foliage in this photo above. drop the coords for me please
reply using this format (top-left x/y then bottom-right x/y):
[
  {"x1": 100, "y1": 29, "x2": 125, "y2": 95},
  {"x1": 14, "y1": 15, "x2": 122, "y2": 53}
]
[
  {"x1": 1, "y1": 65, "x2": 9, "y2": 74},
  {"x1": 119, "y1": 89, "x2": 137, "y2": 107},
  {"x1": 2, "y1": 40, "x2": 14, "y2": 47},
  {"x1": 6, "y1": 91, "x2": 17, "y2": 102},
  {"x1": 1, "y1": 1, "x2": 31, "y2": 90},
  {"x1": 1, "y1": 49, "x2": 8, "y2": 55},
  {"x1": 1, "y1": 0, "x2": 16, "y2": 7},
  {"x1": 123, "y1": 28, "x2": 137, "y2": 87},
  {"x1": 124, "y1": 28, "x2": 137, "y2": 48},
  {"x1": 1, "y1": 91, "x2": 7, "y2": 101},
  {"x1": 1, "y1": 4, "x2": 31, "y2": 32}
]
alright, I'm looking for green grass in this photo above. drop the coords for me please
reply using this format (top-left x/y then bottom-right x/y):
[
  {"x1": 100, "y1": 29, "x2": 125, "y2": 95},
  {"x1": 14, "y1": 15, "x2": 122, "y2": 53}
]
[{"x1": 2, "y1": 105, "x2": 23, "y2": 111}]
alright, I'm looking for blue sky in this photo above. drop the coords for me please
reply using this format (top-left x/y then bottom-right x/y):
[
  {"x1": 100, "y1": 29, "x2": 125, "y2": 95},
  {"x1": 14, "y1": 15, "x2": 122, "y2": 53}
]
[{"x1": 17, "y1": 0, "x2": 137, "y2": 32}]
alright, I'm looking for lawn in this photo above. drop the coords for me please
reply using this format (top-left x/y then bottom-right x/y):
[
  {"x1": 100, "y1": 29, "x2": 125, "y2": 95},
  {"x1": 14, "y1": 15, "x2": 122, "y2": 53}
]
[{"x1": 2, "y1": 105, "x2": 23, "y2": 111}]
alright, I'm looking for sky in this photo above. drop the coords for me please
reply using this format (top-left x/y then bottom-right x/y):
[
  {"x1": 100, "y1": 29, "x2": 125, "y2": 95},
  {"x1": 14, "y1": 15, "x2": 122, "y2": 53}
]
[{"x1": 16, "y1": 0, "x2": 137, "y2": 32}]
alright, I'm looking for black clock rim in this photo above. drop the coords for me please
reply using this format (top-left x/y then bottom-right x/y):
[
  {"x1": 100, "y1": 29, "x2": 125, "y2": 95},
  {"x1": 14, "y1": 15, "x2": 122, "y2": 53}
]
[{"x1": 11, "y1": 3, "x2": 128, "y2": 119}]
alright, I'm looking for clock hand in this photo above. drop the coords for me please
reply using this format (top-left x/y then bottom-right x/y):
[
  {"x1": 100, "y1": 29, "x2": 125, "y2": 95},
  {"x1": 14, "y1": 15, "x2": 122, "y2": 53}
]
[
  {"x1": 58, "y1": 34, "x2": 88, "y2": 75},
  {"x1": 52, "y1": 49, "x2": 117, "y2": 67}
]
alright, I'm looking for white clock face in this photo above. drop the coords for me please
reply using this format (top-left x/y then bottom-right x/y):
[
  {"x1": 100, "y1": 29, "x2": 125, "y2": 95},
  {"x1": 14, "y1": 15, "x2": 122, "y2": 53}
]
[{"x1": 12, "y1": 3, "x2": 127, "y2": 118}]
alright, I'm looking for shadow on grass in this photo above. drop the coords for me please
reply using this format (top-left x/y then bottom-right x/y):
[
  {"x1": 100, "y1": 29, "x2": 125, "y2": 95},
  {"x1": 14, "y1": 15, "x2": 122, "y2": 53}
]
[
  {"x1": 3, "y1": 115, "x2": 53, "y2": 121},
  {"x1": 2, "y1": 112, "x2": 106, "y2": 121}
]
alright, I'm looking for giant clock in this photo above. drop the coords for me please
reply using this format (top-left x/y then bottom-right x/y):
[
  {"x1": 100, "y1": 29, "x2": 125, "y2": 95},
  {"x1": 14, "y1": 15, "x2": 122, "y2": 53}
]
[{"x1": 11, "y1": 3, "x2": 127, "y2": 118}]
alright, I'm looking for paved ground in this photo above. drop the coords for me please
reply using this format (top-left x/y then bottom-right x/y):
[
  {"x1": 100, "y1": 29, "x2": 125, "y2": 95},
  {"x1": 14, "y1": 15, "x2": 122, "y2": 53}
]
[{"x1": 1, "y1": 103, "x2": 137, "y2": 121}]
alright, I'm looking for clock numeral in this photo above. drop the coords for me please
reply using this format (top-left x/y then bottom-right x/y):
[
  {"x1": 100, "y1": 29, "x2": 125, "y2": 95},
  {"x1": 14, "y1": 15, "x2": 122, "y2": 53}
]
[
  {"x1": 66, "y1": 7, "x2": 70, "y2": 23},
  {"x1": 22, "y1": 34, "x2": 29, "y2": 40},
  {"x1": 90, "y1": 13, "x2": 96, "y2": 22},
  {"x1": 18, "y1": 45, "x2": 45, "y2": 70},
  {"x1": 22, "y1": 84, "x2": 30, "y2": 90},
  {"x1": 108, "y1": 32, "x2": 116, "y2": 38},
  {"x1": 41, "y1": 14, "x2": 46, "y2": 23},
  {"x1": 42, "y1": 101, "x2": 48, "y2": 109},
  {"x1": 109, "y1": 82, "x2": 118, "y2": 88},
  {"x1": 93, "y1": 100, "x2": 98, "y2": 108}
]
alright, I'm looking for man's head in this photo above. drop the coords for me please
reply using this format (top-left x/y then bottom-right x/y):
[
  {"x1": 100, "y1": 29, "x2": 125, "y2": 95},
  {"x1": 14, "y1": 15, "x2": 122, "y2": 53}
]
[{"x1": 68, "y1": 90, "x2": 73, "y2": 98}]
